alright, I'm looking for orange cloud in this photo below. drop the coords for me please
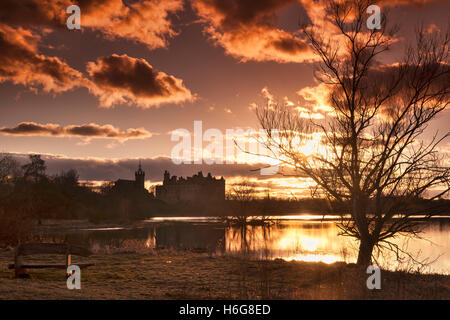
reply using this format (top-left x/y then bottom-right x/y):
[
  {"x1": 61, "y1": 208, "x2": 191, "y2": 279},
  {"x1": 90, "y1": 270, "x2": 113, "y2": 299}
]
[
  {"x1": 193, "y1": 0, "x2": 316, "y2": 63},
  {"x1": 0, "y1": 0, "x2": 69, "y2": 28},
  {"x1": 0, "y1": 122, "x2": 152, "y2": 141},
  {"x1": 0, "y1": 0, "x2": 183, "y2": 49},
  {"x1": 297, "y1": 83, "x2": 334, "y2": 116},
  {"x1": 86, "y1": 54, "x2": 195, "y2": 108},
  {"x1": 81, "y1": 0, "x2": 183, "y2": 49},
  {"x1": 0, "y1": 24, "x2": 84, "y2": 93}
]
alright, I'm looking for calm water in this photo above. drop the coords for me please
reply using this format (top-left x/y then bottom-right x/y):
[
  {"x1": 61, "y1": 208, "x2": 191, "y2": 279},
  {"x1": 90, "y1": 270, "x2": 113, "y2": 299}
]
[{"x1": 40, "y1": 216, "x2": 450, "y2": 274}]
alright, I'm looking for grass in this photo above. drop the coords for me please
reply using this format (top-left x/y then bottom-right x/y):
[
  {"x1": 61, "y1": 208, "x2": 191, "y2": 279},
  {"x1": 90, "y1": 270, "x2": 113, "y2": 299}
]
[{"x1": 0, "y1": 245, "x2": 449, "y2": 300}]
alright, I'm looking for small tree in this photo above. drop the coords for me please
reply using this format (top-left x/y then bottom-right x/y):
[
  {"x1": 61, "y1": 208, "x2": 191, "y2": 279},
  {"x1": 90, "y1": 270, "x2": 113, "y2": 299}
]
[
  {"x1": 22, "y1": 154, "x2": 47, "y2": 182},
  {"x1": 227, "y1": 179, "x2": 259, "y2": 224}
]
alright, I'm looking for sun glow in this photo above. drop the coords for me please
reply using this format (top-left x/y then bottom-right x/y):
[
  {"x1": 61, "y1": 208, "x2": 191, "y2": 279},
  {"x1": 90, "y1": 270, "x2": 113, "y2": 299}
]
[
  {"x1": 299, "y1": 139, "x2": 316, "y2": 156},
  {"x1": 225, "y1": 222, "x2": 355, "y2": 264},
  {"x1": 282, "y1": 253, "x2": 341, "y2": 264}
]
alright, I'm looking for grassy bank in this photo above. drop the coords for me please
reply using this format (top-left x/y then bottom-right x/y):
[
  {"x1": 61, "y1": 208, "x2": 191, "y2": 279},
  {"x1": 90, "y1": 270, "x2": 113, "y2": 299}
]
[{"x1": 0, "y1": 247, "x2": 449, "y2": 300}]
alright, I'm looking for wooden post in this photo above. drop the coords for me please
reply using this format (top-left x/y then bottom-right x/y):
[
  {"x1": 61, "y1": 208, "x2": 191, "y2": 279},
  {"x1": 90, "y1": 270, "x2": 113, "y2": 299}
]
[
  {"x1": 14, "y1": 245, "x2": 27, "y2": 278},
  {"x1": 65, "y1": 251, "x2": 72, "y2": 278}
]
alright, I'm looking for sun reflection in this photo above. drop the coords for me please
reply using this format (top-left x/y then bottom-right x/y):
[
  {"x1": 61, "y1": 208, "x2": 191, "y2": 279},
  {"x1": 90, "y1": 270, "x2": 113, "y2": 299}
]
[
  {"x1": 225, "y1": 221, "x2": 356, "y2": 264},
  {"x1": 302, "y1": 237, "x2": 320, "y2": 251},
  {"x1": 283, "y1": 253, "x2": 341, "y2": 264},
  {"x1": 145, "y1": 235, "x2": 156, "y2": 248}
]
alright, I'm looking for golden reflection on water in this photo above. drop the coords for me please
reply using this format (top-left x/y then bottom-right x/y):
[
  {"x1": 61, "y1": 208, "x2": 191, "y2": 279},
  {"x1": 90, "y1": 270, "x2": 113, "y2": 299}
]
[{"x1": 225, "y1": 220, "x2": 450, "y2": 274}]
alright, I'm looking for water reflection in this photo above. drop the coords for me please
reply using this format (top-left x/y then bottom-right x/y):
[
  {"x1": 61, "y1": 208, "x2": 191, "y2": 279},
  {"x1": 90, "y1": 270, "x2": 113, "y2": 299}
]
[
  {"x1": 155, "y1": 223, "x2": 225, "y2": 252},
  {"x1": 39, "y1": 217, "x2": 450, "y2": 274},
  {"x1": 224, "y1": 220, "x2": 450, "y2": 274},
  {"x1": 225, "y1": 222, "x2": 356, "y2": 264}
]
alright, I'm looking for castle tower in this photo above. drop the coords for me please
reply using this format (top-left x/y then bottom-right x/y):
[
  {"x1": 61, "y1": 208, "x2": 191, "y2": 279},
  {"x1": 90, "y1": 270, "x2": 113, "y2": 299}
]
[
  {"x1": 163, "y1": 170, "x2": 170, "y2": 184},
  {"x1": 135, "y1": 160, "x2": 145, "y2": 190}
]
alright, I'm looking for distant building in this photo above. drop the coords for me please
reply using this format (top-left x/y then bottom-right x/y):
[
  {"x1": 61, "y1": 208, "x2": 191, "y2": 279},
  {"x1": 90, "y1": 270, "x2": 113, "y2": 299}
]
[
  {"x1": 156, "y1": 171, "x2": 225, "y2": 203},
  {"x1": 113, "y1": 161, "x2": 147, "y2": 194}
]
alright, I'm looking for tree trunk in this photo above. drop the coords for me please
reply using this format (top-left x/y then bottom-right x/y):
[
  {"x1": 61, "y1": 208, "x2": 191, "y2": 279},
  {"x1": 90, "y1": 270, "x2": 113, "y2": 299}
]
[{"x1": 356, "y1": 238, "x2": 374, "y2": 266}]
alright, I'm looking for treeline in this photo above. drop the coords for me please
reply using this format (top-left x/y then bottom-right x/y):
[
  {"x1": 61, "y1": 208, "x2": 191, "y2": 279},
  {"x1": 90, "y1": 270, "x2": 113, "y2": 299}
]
[
  {"x1": 224, "y1": 197, "x2": 450, "y2": 217},
  {"x1": 0, "y1": 154, "x2": 166, "y2": 246}
]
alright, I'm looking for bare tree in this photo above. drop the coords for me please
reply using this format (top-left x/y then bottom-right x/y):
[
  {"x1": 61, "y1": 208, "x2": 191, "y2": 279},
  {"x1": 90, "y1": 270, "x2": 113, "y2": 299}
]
[
  {"x1": 257, "y1": 0, "x2": 450, "y2": 266},
  {"x1": 227, "y1": 179, "x2": 259, "y2": 224}
]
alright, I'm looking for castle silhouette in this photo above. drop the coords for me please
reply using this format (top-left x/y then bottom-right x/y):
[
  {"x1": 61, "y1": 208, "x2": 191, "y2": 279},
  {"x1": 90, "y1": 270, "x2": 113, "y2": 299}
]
[
  {"x1": 114, "y1": 161, "x2": 146, "y2": 194},
  {"x1": 114, "y1": 162, "x2": 225, "y2": 203},
  {"x1": 156, "y1": 170, "x2": 225, "y2": 203}
]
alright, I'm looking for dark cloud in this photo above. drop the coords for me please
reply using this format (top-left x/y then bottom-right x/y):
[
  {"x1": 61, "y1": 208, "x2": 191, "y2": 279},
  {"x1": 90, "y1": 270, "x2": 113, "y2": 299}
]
[
  {"x1": 0, "y1": 24, "x2": 84, "y2": 93},
  {"x1": 0, "y1": 122, "x2": 152, "y2": 140},
  {"x1": 0, "y1": 0, "x2": 183, "y2": 49},
  {"x1": 86, "y1": 54, "x2": 194, "y2": 108},
  {"x1": 3, "y1": 153, "x2": 274, "y2": 182},
  {"x1": 271, "y1": 36, "x2": 310, "y2": 54},
  {"x1": 198, "y1": 0, "x2": 295, "y2": 29},
  {"x1": 381, "y1": 0, "x2": 447, "y2": 6},
  {"x1": 192, "y1": 0, "x2": 315, "y2": 63},
  {"x1": 0, "y1": 0, "x2": 68, "y2": 29}
]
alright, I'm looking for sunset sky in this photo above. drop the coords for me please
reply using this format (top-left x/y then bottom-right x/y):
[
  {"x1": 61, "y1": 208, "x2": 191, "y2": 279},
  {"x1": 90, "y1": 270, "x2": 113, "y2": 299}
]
[{"x1": 1, "y1": 0, "x2": 449, "y2": 197}]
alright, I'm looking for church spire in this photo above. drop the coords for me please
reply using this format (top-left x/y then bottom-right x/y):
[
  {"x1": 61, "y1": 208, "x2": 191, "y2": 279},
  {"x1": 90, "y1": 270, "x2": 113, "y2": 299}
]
[{"x1": 135, "y1": 159, "x2": 145, "y2": 189}]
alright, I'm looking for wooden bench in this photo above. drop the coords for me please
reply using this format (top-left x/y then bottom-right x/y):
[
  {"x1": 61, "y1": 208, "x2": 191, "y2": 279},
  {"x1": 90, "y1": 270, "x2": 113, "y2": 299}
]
[{"x1": 8, "y1": 243, "x2": 95, "y2": 278}]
